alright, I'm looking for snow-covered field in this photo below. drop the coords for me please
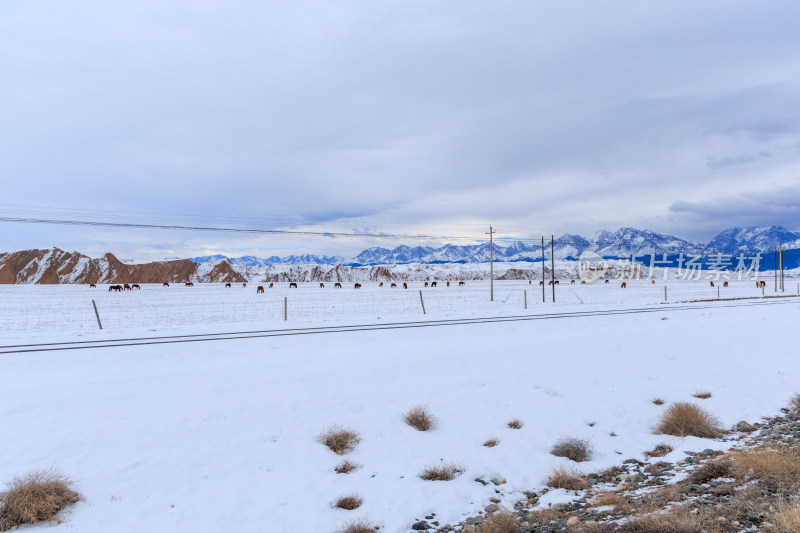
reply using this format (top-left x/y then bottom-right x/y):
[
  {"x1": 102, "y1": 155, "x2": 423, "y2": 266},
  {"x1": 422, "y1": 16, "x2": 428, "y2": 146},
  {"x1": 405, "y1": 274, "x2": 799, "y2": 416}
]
[
  {"x1": 0, "y1": 286, "x2": 798, "y2": 532},
  {"x1": 0, "y1": 278, "x2": 794, "y2": 337}
]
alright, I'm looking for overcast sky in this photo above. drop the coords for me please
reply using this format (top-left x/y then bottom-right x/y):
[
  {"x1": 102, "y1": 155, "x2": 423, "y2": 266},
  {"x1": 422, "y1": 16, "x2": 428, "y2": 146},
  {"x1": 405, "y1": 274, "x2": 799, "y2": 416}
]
[{"x1": 2, "y1": 0, "x2": 799, "y2": 260}]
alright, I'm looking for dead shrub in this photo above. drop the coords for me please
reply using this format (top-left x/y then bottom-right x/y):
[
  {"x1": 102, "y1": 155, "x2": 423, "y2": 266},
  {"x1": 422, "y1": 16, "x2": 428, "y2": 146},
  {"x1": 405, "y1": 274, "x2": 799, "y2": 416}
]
[
  {"x1": 686, "y1": 460, "x2": 731, "y2": 484},
  {"x1": 334, "y1": 494, "x2": 363, "y2": 510},
  {"x1": 614, "y1": 504, "x2": 712, "y2": 532},
  {"x1": 483, "y1": 437, "x2": 500, "y2": 448},
  {"x1": 0, "y1": 469, "x2": 81, "y2": 531},
  {"x1": 551, "y1": 437, "x2": 593, "y2": 462},
  {"x1": 507, "y1": 419, "x2": 523, "y2": 429},
  {"x1": 692, "y1": 390, "x2": 712, "y2": 399},
  {"x1": 478, "y1": 508, "x2": 522, "y2": 533},
  {"x1": 337, "y1": 518, "x2": 378, "y2": 533},
  {"x1": 655, "y1": 402, "x2": 724, "y2": 438},
  {"x1": 645, "y1": 444, "x2": 673, "y2": 458},
  {"x1": 771, "y1": 498, "x2": 800, "y2": 533},
  {"x1": 545, "y1": 465, "x2": 588, "y2": 490},
  {"x1": 590, "y1": 490, "x2": 629, "y2": 511},
  {"x1": 319, "y1": 426, "x2": 361, "y2": 455},
  {"x1": 404, "y1": 405, "x2": 436, "y2": 432},
  {"x1": 789, "y1": 393, "x2": 800, "y2": 415},
  {"x1": 652, "y1": 398, "x2": 665, "y2": 405},
  {"x1": 419, "y1": 463, "x2": 463, "y2": 481},
  {"x1": 334, "y1": 460, "x2": 361, "y2": 474},
  {"x1": 730, "y1": 447, "x2": 800, "y2": 489}
]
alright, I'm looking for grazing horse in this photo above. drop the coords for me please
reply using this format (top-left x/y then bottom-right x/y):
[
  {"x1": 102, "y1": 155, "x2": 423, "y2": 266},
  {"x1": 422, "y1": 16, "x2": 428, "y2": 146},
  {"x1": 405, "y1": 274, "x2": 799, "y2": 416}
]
[
  {"x1": 723, "y1": 281, "x2": 728, "y2": 287},
  {"x1": 431, "y1": 281, "x2": 437, "y2": 287},
  {"x1": 243, "y1": 283, "x2": 246, "y2": 287},
  {"x1": 320, "y1": 283, "x2": 325, "y2": 288},
  {"x1": 334, "y1": 282, "x2": 342, "y2": 288},
  {"x1": 269, "y1": 283, "x2": 274, "y2": 288},
  {"x1": 605, "y1": 280, "x2": 609, "y2": 284},
  {"x1": 555, "y1": 280, "x2": 559, "y2": 285},
  {"x1": 132, "y1": 284, "x2": 140, "y2": 290},
  {"x1": 539, "y1": 280, "x2": 544, "y2": 286},
  {"x1": 710, "y1": 281, "x2": 714, "y2": 287},
  {"x1": 108, "y1": 285, "x2": 122, "y2": 292},
  {"x1": 403, "y1": 282, "x2": 408, "y2": 289},
  {"x1": 89, "y1": 283, "x2": 96, "y2": 288},
  {"x1": 424, "y1": 282, "x2": 429, "y2": 287},
  {"x1": 354, "y1": 283, "x2": 361, "y2": 289},
  {"x1": 571, "y1": 280, "x2": 575, "y2": 284},
  {"x1": 185, "y1": 282, "x2": 194, "y2": 287},
  {"x1": 447, "y1": 281, "x2": 450, "y2": 287},
  {"x1": 581, "y1": 280, "x2": 586, "y2": 284},
  {"x1": 756, "y1": 280, "x2": 766, "y2": 288},
  {"x1": 257, "y1": 286, "x2": 264, "y2": 294},
  {"x1": 225, "y1": 283, "x2": 231, "y2": 288},
  {"x1": 391, "y1": 283, "x2": 397, "y2": 288},
  {"x1": 123, "y1": 283, "x2": 132, "y2": 291},
  {"x1": 621, "y1": 282, "x2": 627, "y2": 288},
  {"x1": 163, "y1": 282, "x2": 169, "y2": 287},
  {"x1": 289, "y1": 282, "x2": 298, "y2": 289},
  {"x1": 458, "y1": 281, "x2": 465, "y2": 286},
  {"x1": 379, "y1": 282, "x2": 384, "y2": 287},
  {"x1": 651, "y1": 279, "x2": 655, "y2": 285}
]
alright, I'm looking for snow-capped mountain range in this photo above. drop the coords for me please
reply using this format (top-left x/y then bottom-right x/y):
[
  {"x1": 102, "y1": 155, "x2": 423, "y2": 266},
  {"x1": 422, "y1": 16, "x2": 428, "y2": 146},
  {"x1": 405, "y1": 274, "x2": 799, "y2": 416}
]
[{"x1": 188, "y1": 226, "x2": 800, "y2": 266}]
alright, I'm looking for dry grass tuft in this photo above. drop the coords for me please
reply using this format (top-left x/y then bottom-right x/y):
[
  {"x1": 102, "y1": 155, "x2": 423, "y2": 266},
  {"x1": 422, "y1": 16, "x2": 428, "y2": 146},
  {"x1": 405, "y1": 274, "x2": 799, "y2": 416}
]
[
  {"x1": 686, "y1": 460, "x2": 731, "y2": 484},
  {"x1": 590, "y1": 489, "x2": 629, "y2": 511},
  {"x1": 771, "y1": 498, "x2": 800, "y2": 533},
  {"x1": 478, "y1": 508, "x2": 522, "y2": 533},
  {"x1": 729, "y1": 447, "x2": 800, "y2": 489},
  {"x1": 419, "y1": 463, "x2": 463, "y2": 481},
  {"x1": 483, "y1": 437, "x2": 500, "y2": 448},
  {"x1": 655, "y1": 402, "x2": 724, "y2": 438},
  {"x1": 319, "y1": 426, "x2": 361, "y2": 455},
  {"x1": 652, "y1": 398, "x2": 665, "y2": 405},
  {"x1": 507, "y1": 419, "x2": 523, "y2": 429},
  {"x1": 545, "y1": 465, "x2": 588, "y2": 490},
  {"x1": 551, "y1": 437, "x2": 593, "y2": 462},
  {"x1": 644, "y1": 443, "x2": 673, "y2": 458},
  {"x1": 614, "y1": 505, "x2": 711, "y2": 532},
  {"x1": 692, "y1": 390, "x2": 712, "y2": 399},
  {"x1": 404, "y1": 405, "x2": 436, "y2": 432},
  {"x1": 334, "y1": 494, "x2": 363, "y2": 510},
  {"x1": 337, "y1": 518, "x2": 378, "y2": 533},
  {"x1": 0, "y1": 469, "x2": 81, "y2": 531},
  {"x1": 334, "y1": 460, "x2": 361, "y2": 474},
  {"x1": 789, "y1": 393, "x2": 800, "y2": 415}
]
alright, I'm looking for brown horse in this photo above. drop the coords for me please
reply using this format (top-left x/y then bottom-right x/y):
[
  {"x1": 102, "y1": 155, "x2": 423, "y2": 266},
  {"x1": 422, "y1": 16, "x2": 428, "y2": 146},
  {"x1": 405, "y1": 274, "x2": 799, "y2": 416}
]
[
  {"x1": 354, "y1": 283, "x2": 361, "y2": 289},
  {"x1": 571, "y1": 280, "x2": 575, "y2": 284},
  {"x1": 185, "y1": 282, "x2": 194, "y2": 287},
  {"x1": 555, "y1": 280, "x2": 559, "y2": 285},
  {"x1": 403, "y1": 282, "x2": 408, "y2": 289},
  {"x1": 108, "y1": 285, "x2": 122, "y2": 292},
  {"x1": 320, "y1": 283, "x2": 325, "y2": 288},
  {"x1": 424, "y1": 282, "x2": 429, "y2": 287},
  {"x1": 723, "y1": 281, "x2": 728, "y2": 287},
  {"x1": 710, "y1": 281, "x2": 714, "y2": 287},
  {"x1": 581, "y1": 280, "x2": 586, "y2": 284},
  {"x1": 756, "y1": 280, "x2": 766, "y2": 288},
  {"x1": 225, "y1": 283, "x2": 231, "y2": 288},
  {"x1": 89, "y1": 283, "x2": 96, "y2": 288},
  {"x1": 257, "y1": 286, "x2": 264, "y2": 293},
  {"x1": 391, "y1": 283, "x2": 397, "y2": 288},
  {"x1": 621, "y1": 282, "x2": 627, "y2": 288},
  {"x1": 132, "y1": 284, "x2": 140, "y2": 290},
  {"x1": 123, "y1": 284, "x2": 132, "y2": 291},
  {"x1": 334, "y1": 282, "x2": 342, "y2": 288},
  {"x1": 458, "y1": 281, "x2": 465, "y2": 286},
  {"x1": 431, "y1": 281, "x2": 437, "y2": 287},
  {"x1": 243, "y1": 283, "x2": 246, "y2": 288},
  {"x1": 539, "y1": 280, "x2": 544, "y2": 286},
  {"x1": 289, "y1": 282, "x2": 298, "y2": 289},
  {"x1": 651, "y1": 279, "x2": 655, "y2": 285},
  {"x1": 447, "y1": 281, "x2": 450, "y2": 287},
  {"x1": 379, "y1": 282, "x2": 384, "y2": 287},
  {"x1": 269, "y1": 283, "x2": 274, "y2": 288},
  {"x1": 605, "y1": 280, "x2": 609, "y2": 284},
  {"x1": 163, "y1": 282, "x2": 169, "y2": 287}
]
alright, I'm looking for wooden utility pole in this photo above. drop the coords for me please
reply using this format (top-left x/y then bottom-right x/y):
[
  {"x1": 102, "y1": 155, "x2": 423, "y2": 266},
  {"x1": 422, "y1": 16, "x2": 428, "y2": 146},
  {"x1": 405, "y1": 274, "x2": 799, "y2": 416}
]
[
  {"x1": 487, "y1": 225, "x2": 495, "y2": 301},
  {"x1": 551, "y1": 235, "x2": 555, "y2": 302},
  {"x1": 541, "y1": 236, "x2": 545, "y2": 302}
]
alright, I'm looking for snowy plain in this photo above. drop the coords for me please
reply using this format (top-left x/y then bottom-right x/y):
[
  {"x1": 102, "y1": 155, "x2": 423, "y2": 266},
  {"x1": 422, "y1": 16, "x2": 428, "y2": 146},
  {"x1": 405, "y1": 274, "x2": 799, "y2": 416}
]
[{"x1": 0, "y1": 282, "x2": 799, "y2": 532}]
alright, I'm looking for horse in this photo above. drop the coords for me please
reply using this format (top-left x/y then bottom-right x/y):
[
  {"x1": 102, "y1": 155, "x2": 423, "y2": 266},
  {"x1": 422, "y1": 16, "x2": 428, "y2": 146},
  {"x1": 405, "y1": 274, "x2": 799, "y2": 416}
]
[
  {"x1": 243, "y1": 283, "x2": 246, "y2": 287},
  {"x1": 571, "y1": 280, "x2": 575, "y2": 284},
  {"x1": 756, "y1": 280, "x2": 766, "y2": 288},
  {"x1": 539, "y1": 280, "x2": 544, "y2": 286},
  {"x1": 334, "y1": 282, "x2": 342, "y2": 288},
  {"x1": 555, "y1": 280, "x2": 559, "y2": 285},
  {"x1": 651, "y1": 279, "x2": 655, "y2": 285},
  {"x1": 354, "y1": 283, "x2": 361, "y2": 289},
  {"x1": 185, "y1": 282, "x2": 194, "y2": 287},
  {"x1": 548, "y1": 280, "x2": 553, "y2": 285},
  {"x1": 257, "y1": 286, "x2": 264, "y2": 294},
  {"x1": 403, "y1": 282, "x2": 408, "y2": 289},
  {"x1": 289, "y1": 282, "x2": 298, "y2": 289},
  {"x1": 163, "y1": 282, "x2": 169, "y2": 287},
  {"x1": 424, "y1": 282, "x2": 429, "y2": 287},
  {"x1": 132, "y1": 284, "x2": 140, "y2": 290},
  {"x1": 225, "y1": 283, "x2": 231, "y2": 288},
  {"x1": 379, "y1": 282, "x2": 384, "y2": 287},
  {"x1": 621, "y1": 282, "x2": 627, "y2": 288},
  {"x1": 269, "y1": 283, "x2": 274, "y2": 288},
  {"x1": 447, "y1": 281, "x2": 450, "y2": 287},
  {"x1": 431, "y1": 281, "x2": 437, "y2": 287},
  {"x1": 108, "y1": 285, "x2": 122, "y2": 292},
  {"x1": 320, "y1": 283, "x2": 325, "y2": 288},
  {"x1": 723, "y1": 281, "x2": 728, "y2": 287},
  {"x1": 581, "y1": 280, "x2": 586, "y2": 284},
  {"x1": 123, "y1": 283, "x2": 132, "y2": 291},
  {"x1": 710, "y1": 281, "x2": 714, "y2": 287},
  {"x1": 89, "y1": 283, "x2": 96, "y2": 288},
  {"x1": 391, "y1": 283, "x2": 397, "y2": 288},
  {"x1": 605, "y1": 280, "x2": 609, "y2": 284},
  {"x1": 458, "y1": 281, "x2": 465, "y2": 286}
]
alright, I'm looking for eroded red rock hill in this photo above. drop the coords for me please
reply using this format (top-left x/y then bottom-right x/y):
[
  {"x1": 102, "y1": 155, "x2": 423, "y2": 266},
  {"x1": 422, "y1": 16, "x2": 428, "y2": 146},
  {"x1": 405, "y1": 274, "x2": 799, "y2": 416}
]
[{"x1": 0, "y1": 248, "x2": 245, "y2": 284}]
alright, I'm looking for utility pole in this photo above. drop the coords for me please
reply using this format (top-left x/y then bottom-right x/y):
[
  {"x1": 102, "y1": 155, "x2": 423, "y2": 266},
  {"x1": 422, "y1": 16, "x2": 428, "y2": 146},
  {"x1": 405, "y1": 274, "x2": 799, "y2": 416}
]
[
  {"x1": 780, "y1": 243, "x2": 784, "y2": 292},
  {"x1": 487, "y1": 225, "x2": 496, "y2": 301},
  {"x1": 541, "y1": 236, "x2": 545, "y2": 303},
  {"x1": 775, "y1": 247, "x2": 778, "y2": 292},
  {"x1": 551, "y1": 235, "x2": 555, "y2": 302}
]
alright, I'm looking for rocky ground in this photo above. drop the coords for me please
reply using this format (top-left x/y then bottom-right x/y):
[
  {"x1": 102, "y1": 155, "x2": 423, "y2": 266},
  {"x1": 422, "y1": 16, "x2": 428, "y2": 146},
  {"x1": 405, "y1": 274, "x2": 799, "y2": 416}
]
[{"x1": 407, "y1": 406, "x2": 800, "y2": 533}]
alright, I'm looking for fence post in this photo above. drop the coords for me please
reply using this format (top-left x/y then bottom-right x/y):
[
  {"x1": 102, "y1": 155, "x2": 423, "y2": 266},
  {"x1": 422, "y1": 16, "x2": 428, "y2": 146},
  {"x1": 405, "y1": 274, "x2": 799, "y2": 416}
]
[
  {"x1": 92, "y1": 299, "x2": 103, "y2": 330},
  {"x1": 717, "y1": 286, "x2": 720, "y2": 299},
  {"x1": 419, "y1": 290, "x2": 426, "y2": 315},
  {"x1": 524, "y1": 289, "x2": 527, "y2": 310},
  {"x1": 284, "y1": 296, "x2": 287, "y2": 321},
  {"x1": 664, "y1": 286, "x2": 667, "y2": 303}
]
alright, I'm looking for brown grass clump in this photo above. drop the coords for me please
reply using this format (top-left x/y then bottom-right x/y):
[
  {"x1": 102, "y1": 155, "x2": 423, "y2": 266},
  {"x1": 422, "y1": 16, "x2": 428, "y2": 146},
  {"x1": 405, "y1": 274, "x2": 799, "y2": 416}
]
[
  {"x1": 334, "y1": 460, "x2": 361, "y2": 474},
  {"x1": 319, "y1": 426, "x2": 361, "y2": 455},
  {"x1": 551, "y1": 437, "x2": 593, "y2": 462},
  {"x1": 644, "y1": 443, "x2": 673, "y2": 458},
  {"x1": 655, "y1": 402, "x2": 724, "y2": 438},
  {"x1": 729, "y1": 447, "x2": 800, "y2": 489},
  {"x1": 686, "y1": 460, "x2": 731, "y2": 484},
  {"x1": 590, "y1": 490, "x2": 629, "y2": 511},
  {"x1": 483, "y1": 437, "x2": 500, "y2": 448},
  {"x1": 614, "y1": 505, "x2": 711, "y2": 532},
  {"x1": 419, "y1": 463, "x2": 463, "y2": 481},
  {"x1": 478, "y1": 508, "x2": 522, "y2": 533},
  {"x1": 652, "y1": 398, "x2": 665, "y2": 405},
  {"x1": 404, "y1": 405, "x2": 436, "y2": 432},
  {"x1": 0, "y1": 470, "x2": 82, "y2": 531},
  {"x1": 789, "y1": 393, "x2": 800, "y2": 415},
  {"x1": 337, "y1": 518, "x2": 378, "y2": 533},
  {"x1": 545, "y1": 465, "x2": 588, "y2": 490},
  {"x1": 771, "y1": 499, "x2": 800, "y2": 533},
  {"x1": 692, "y1": 390, "x2": 712, "y2": 399},
  {"x1": 334, "y1": 494, "x2": 363, "y2": 510},
  {"x1": 507, "y1": 419, "x2": 523, "y2": 429}
]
